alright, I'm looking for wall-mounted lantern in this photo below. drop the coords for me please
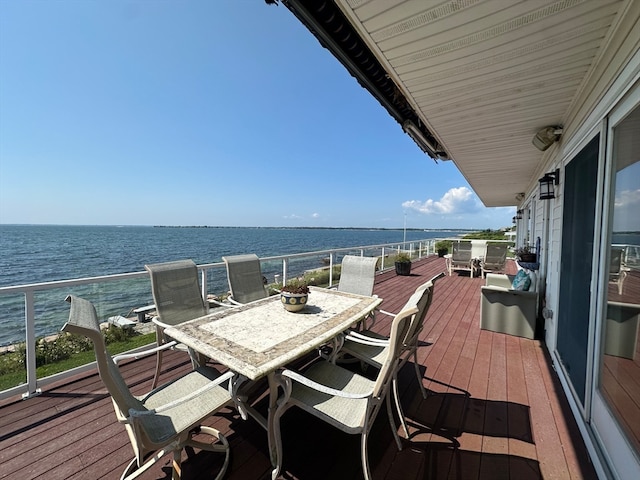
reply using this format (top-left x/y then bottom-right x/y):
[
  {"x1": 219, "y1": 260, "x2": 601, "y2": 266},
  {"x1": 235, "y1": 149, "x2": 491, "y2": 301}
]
[{"x1": 539, "y1": 168, "x2": 560, "y2": 200}]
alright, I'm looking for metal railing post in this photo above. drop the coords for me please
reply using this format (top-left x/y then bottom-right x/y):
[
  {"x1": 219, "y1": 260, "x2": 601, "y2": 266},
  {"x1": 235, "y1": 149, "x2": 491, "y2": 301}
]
[
  {"x1": 200, "y1": 268, "x2": 208, "y2": 302},
  {"x1": 282, "y1": 258, "x2": 288, "y2": 286},
  {"x1": 23, "y1": 290, "x2": 41, "y2": 399},
  {"x1": 328, "y1": 253, "x2": 334, "y2": 286}
]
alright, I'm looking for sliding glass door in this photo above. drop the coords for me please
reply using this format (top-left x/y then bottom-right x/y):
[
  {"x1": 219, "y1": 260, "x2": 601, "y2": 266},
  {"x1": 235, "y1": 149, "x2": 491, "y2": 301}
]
[
  {"x1": 556, "y1": 136, "x2": 599, "y2": 406},
  {"x1": 592, "y1": 86, "x2": 640, "y2": 477}
]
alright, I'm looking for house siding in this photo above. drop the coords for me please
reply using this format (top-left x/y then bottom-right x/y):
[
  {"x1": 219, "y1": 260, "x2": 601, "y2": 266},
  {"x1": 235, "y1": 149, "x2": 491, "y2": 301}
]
[{"x1": 522, "y1": 5, "x2": 640, "y2": 476}]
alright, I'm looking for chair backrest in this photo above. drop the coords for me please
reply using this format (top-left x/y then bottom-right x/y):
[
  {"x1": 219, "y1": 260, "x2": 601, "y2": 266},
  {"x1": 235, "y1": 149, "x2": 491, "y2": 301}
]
[
  {"x1": 404, "y1": 272, "x2": 444, "y2": 346},
  {"x1": 470, "y1": 240, "x2": 487, "y2": 259},
  {"x1": 484, "y1": 243, "x2": 508, "y2": 267},
  {"x1": 222, "y1": 253, "x2": 268, "y2": 304},
  {"x1": 337, "y1": 255, "x2": 378, "y2": 296},
  {"x1": 452, "y1": 241, "x2": 472, "y2": 262},
  {"x1": 62, "y1": 295, "x2": 144, "y2": 417},
  {"x1": 372, "y1": 290, "x2": 421, "y2": 397},
  {"x1": 145, "y1": 259, "x2": 207, "y2": 326},
  {"x1": 610, "y1": 247, "x2": 624, "y2": 275}
]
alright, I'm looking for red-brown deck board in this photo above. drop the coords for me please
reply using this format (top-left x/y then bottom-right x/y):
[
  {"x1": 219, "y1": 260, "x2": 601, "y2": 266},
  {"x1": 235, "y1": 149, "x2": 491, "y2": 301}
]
[{"x1": 0, "y1": 256, "x2": 598, "y2": 479}]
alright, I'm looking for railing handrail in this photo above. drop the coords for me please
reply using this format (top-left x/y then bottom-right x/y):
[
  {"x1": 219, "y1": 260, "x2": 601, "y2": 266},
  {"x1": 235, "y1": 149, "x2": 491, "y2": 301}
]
[{"x1": 0, "y1": 237, "x2": 441, "y2": 401}]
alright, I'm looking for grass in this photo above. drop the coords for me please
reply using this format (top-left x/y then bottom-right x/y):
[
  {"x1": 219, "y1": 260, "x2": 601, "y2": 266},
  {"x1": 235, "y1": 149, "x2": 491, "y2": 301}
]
[{"x1": 0, "y1": 332, "x2": 156, "y2": 391}]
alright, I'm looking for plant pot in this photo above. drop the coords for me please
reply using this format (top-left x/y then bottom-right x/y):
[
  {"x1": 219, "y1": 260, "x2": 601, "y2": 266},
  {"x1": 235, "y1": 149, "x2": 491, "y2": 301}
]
[
  {"x1": 437, "y1": 248, "x2": 448, "y2": 258},
  {"x1": 518, "y1": 253, "x2": 537, "y2": 263},
  {"x1": 280, "y1": 292, "x2": 309, "y2": 312},
  {"x1": 395, "y1": 261, "x2": 412, "y2": 276}
]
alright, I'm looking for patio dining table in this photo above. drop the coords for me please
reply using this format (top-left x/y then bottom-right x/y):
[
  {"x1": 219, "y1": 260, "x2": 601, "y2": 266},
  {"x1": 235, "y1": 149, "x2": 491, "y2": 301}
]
[{"x1": 164, "y1": 285, "x2": 383, "y2": 468}]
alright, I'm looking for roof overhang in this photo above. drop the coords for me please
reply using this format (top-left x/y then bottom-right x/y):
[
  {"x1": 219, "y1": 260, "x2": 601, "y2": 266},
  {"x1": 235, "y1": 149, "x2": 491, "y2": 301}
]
[{"x1": 278, "y1": 0, "x2": 628, "y2": 207}]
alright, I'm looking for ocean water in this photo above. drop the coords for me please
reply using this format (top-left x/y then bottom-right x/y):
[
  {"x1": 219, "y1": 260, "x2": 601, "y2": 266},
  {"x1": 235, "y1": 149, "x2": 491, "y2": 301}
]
[{"x1": 0, "y1": 225, "x2": 462, "y2": 346}]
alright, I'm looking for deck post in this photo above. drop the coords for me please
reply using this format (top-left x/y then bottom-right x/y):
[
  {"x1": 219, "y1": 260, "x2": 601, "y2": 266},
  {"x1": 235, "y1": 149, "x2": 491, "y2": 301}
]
[{"x1": 23, "y1": 290, "x2": 41, "y2": 399}]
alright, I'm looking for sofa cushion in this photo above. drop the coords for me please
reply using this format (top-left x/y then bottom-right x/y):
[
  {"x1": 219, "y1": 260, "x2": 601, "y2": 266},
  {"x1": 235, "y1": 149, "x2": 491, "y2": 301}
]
[{"x1": 512, "y1": 269, "x2": 531, "y2": 291}]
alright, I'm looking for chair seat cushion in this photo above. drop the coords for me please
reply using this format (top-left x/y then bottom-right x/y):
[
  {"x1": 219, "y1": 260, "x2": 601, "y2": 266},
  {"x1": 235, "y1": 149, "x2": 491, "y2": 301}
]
[{"x1": 512, "y1": 270, "x2": 531, "y2": 291}]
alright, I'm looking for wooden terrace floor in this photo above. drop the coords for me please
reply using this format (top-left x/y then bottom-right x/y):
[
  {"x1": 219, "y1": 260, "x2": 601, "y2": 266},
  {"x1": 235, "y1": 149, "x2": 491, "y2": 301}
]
[{"x1": 0, "y1": 256, "x2": 598, "y2": 479}]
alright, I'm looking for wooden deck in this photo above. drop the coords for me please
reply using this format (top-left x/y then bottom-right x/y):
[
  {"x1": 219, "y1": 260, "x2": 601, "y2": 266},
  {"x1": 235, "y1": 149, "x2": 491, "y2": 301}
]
[{"x1": 0, "y1": 256, "x2": 598, "y2": 479}]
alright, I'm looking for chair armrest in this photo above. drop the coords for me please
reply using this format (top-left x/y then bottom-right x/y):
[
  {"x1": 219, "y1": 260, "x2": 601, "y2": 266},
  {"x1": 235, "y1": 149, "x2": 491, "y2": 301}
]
[
  {"x1": 131, "y1": 370, "x2": 235, "y2": 416},
  {"x1": 226, "y1": 296, "x2": 244, "y2": 306},
  {"x1": 481, "y1": 285, "x2": 537, "y2": 298},
  {"x1": 113, "y1": 341, "x2": 178, "y2": 364},
  {"x1": 485, "y1": 273, "x2": 514, "y2": 289},
  {"x1": 208, "y1": 297, "x2": 236, "y2": 308},
  {"x1": 280, "y1": 369, "x2": 371, "y2": 399},
  {"x1": 344, "y1": 331, "x2": 389, "y2": 346}
]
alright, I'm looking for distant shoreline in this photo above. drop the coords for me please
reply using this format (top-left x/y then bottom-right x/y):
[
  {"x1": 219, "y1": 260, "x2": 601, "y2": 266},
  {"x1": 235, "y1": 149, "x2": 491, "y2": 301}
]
[
  {"x1": 150, "y1": 225, "x2": 479, "y2": 232},
  {"x1": 0, "y1": 224, "x2": 479, "y2": 232}
]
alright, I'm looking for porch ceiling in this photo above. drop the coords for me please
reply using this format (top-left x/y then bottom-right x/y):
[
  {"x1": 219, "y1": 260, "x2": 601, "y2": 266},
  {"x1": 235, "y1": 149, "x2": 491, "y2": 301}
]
[{"x1": 281, "y1": 0, "x2": 625, "y2": 207}]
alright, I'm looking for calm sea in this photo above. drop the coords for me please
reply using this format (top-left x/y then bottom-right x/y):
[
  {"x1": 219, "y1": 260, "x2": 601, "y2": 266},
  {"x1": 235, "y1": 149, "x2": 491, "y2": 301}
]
[{"x1": 0, "y1": 225, "x2": 463, "y2": 346}]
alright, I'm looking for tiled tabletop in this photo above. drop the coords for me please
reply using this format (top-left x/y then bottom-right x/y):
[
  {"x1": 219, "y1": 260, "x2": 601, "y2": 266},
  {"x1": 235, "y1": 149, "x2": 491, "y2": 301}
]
[{"x1": 165, "y1": 286, "x2": 382, "y2": 380}]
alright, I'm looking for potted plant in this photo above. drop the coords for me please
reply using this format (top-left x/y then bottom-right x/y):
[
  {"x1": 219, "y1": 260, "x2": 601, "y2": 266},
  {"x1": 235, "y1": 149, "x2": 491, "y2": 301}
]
[
  {"x1": 280, "y1": 277, "x2": 310, "y2": 312},
  {"x1": 514, "y1": 245, "x2": 537, "y2": 263},
  {"x1": 394, "y1": 252, "x2": 412, "y2": 276},
  {"x1": 435, "y1": 240, "x2": 450, "y2": 258}
]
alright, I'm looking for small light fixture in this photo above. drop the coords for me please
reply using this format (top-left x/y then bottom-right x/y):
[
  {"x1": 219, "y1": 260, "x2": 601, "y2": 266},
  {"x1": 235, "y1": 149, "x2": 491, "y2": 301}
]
[
  {"x1": 512, "y1": 216, "x2": 517, "y2": 224},
  {"x1": 515, "y1": 192, "x2": 525, "y2": 202},
  {"x1": 516, "y1": 209, "x2": 523, "y2": 220},
  {"x1": 532, "y1": 126, "x2": 563, "y2": 151},
  {"x1": 539, "y1": 168, "x2": 560, "y2": 200}
]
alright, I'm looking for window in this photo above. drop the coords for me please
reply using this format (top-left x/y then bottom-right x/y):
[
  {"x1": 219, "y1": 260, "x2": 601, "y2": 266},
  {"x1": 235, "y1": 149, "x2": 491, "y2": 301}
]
[{"x1": 598, "y1": 102, "x2": 640, "y2": 456}]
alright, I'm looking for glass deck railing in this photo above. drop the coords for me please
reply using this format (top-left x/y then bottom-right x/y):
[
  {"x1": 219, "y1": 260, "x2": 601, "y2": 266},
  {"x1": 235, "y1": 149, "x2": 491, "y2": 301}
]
[{"x1": 0, "y1": 238, "x2": 441, "y2": 400}]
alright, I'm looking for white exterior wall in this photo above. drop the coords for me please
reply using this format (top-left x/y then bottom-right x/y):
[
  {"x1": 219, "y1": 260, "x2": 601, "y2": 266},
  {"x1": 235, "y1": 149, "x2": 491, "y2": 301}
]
[{"x1": 517, "y1": 3, "x2": 639, "y2": 477}]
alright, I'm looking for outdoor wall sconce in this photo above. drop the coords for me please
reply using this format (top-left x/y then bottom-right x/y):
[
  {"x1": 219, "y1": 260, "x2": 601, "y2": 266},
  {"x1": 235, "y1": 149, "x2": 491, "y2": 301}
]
[
  {"x1": 539, "y1": 168, "x2": 560, "y2": 200},
  {"x1": 532, "y1": 126, "x2": 563, "y2": 151},
  {"x1": 512, "y1": 216, "x2": 517, "y2": 224},
  {"x1": 516, "y1": 209, "x2": 523, "y2": 220}
]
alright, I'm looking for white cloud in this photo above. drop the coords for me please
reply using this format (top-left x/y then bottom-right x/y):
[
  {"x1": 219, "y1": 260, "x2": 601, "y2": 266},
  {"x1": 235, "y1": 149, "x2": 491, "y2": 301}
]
[
  {"x1": 614, "y1": 189, "x2": 640, "y2": 208},
  {"x1": 311, "y1": 213, "x2": 320, "y2": 218},
  {"x1": 402, "y1": 187, "x2": 480, "y2": 215}
]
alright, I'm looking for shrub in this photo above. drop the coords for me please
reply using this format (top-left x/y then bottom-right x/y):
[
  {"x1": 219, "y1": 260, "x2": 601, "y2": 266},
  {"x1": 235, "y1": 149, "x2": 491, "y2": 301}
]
[
  {"x1": 394, "y1": 252, "x2": 411, "y2": 263},
  {"x1": 435, "y1": 240, "x2": 451, "y2": 253}
]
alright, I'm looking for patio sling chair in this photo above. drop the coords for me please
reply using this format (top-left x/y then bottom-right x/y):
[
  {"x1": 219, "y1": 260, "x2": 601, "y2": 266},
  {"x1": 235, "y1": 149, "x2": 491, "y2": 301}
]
[
  {"x1": 335, "y1": 255, "x2": 378, "y2": 296},
  {"x1": 270, "y1": 291, "x2": 423, "y2": 480},
  {"x1": 337, "y1": 272, "x2": 445, "y2": 437},
  {"x1": 145, "y1": 259, "x2": 209, "y2": 388},
  {"x1": 480, "y1": 242, "x2": 509, "y2": 278},
  {"x1": 332, "y1": 254, "x2": 381, "y2": 329},
  {"x1": 609, "y1": 247, "x2": 628, "y2": 295},
  {"x1": 447, "y1": 240, "x2": 475, "y2": 277},
  {"x1": 62, "y1": 295, "x2": 233, "y2": 480},
  {"x1": 222, "y1": 253, "x2": 270, "y2": 305}
]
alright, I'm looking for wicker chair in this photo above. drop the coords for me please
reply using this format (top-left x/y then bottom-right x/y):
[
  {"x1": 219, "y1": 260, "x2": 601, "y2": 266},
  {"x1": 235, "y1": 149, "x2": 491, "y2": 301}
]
[{"x1": 62, "y1": 295, "x2": 233, "y2": 480}]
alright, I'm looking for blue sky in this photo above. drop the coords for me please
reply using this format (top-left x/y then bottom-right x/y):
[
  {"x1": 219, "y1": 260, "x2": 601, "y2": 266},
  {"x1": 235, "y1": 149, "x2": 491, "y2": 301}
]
[{"x1": 0, "y1": 1, "x2": 515, "y2": 230}]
